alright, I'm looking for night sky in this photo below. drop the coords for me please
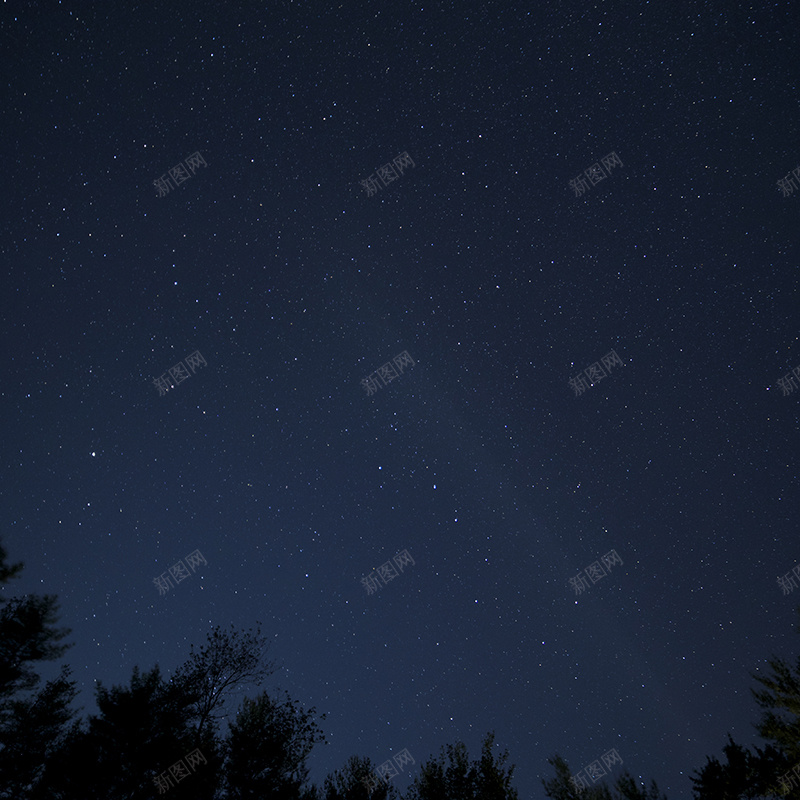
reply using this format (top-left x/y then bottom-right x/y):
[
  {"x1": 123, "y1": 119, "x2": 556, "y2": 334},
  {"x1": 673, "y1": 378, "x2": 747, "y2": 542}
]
[{"x1": 2, "y1": 1, "x2": 800, "y2": 797}]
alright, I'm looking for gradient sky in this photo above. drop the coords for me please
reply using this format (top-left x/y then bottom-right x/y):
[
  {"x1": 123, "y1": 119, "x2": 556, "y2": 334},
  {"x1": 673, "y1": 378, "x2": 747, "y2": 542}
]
[{"x1": 2, "y1": 1, "x2": 800, "y2": 797}]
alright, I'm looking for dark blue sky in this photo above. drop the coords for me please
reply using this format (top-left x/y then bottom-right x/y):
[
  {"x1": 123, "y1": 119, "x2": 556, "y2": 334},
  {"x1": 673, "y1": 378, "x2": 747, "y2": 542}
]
[{"x1": 2, "y1": 1, "x2": 800, "y2": 797}]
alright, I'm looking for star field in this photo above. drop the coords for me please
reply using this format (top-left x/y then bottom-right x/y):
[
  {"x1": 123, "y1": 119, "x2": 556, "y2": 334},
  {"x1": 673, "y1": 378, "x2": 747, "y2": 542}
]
[{"x1": 2, "y1": 1, "x2": 800, "y2": 797}]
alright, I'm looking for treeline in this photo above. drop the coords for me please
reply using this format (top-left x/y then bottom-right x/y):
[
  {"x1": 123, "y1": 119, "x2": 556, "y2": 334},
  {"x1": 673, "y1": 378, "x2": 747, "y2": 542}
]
[{"x1": 1, "y1": 539, "x2": 799, "y2": 799}]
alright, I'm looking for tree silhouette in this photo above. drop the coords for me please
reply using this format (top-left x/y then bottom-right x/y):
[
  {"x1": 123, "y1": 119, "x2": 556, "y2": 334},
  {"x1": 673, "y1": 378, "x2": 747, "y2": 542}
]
[
  {"x1": 542, "y1": 754, "x2": 611, "y2": 800},
  {"x1": 0, "y1": 541, "x2": 22, "y2": 585},
  {"x1": 689, "y1": 734, "x2": 787, "y2": 799},
  {"x1": 541, "y1": 754, "x2": 667, "y2": 800},
  {"x1": 0, "y1": 539, "x2": 77, "y2": 799},
  {"x1": 222, "y1": 689, "x2": 325, "y2": 799},
  {"x1": 0, "y1": 665, "x2": 77, "y2": 800},
  {"x1": 321, "y1": 754, "x2": 399, "y2": 800},
  {"x1": 404, "y1": 733, "x2": 519, "y2": 800},
  {"x1": 171, "y1": 622, "x2": 277, "y2": 744},
  {"x1": 34, "y1": 664, "x2": 218, "y2": 799},
  {"x1": 691, "y1": 608, "x2": 800, "y2": 799}
]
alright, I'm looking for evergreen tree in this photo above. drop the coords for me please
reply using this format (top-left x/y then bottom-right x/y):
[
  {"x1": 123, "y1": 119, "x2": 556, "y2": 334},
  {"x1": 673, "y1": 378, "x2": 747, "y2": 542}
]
[
  {"x1": 404, "y1": 733, "x2": 519, "y2": 800},
  {"x1": 542, "y1": 754, "x2": 667, "y2": 800},
  {"x1": 29, "y1": 621, "x2": 309, "y2": 800},
  {"x1": 321, "y1": 754, "x2": 398, "y2": 800},
  {"x1": 690, "y1": 734, "x2": 787, "y2": 799},
  {"x1": 752, "y1": 654, "x2": 800, "y2": 772},
  {"x1": 0, "y1": 540, "x2": 77, "y2": 799},
  {"x1": 0, "y1": 582, "x2": 72, "y2": 705},
  {"x1": 542, "y1": 755, "x2": 611, "y2": 800},
  {"x1": 0, "y1": 541, "x2": 22, "y2": 585},
  {"x1": 475, "y1": 733, "x2": 520, "y2": 800},
  {"x1": 33, "y1": 664, "x2": 219, "y2": 800},
  {"x1": 223, "y1": 689, "x2": 325, "y2": 799},
  {"x1": 691, "y1": 609, "x2": 800, "y2": 799},
  {"x1": 0, "y1": 666, "x2": 77, "y2": 799},
  {"x1": 612, "y1": 773, "x2": 669, "y2": 800}
]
